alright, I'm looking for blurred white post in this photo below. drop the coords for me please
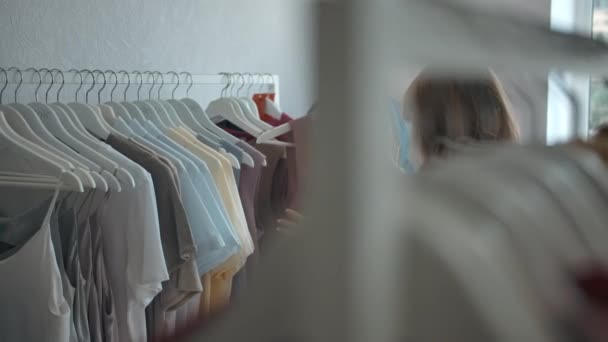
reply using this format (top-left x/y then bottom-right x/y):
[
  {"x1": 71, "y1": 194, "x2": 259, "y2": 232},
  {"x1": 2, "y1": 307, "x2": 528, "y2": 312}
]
[{"x1": 310, "y1": 0, "x2": 402, "y2": 341}]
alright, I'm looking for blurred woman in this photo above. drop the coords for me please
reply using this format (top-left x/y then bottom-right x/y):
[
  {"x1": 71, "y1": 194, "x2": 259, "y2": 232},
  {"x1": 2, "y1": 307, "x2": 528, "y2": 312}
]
[{"x1": 404, "y1": 69, "x2": 520, "y2": 166}]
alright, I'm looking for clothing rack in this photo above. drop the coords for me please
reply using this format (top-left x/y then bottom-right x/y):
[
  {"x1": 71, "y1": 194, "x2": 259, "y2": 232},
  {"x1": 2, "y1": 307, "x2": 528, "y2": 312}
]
[{"x1": 0, "y1": 68, "x2": 281, "y2": 108}]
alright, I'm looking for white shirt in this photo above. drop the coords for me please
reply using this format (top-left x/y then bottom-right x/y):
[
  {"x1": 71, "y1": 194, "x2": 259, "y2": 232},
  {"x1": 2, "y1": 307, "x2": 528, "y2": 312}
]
[{"x1": 98, "y1": 163, "x2": 169, "y2": 342}]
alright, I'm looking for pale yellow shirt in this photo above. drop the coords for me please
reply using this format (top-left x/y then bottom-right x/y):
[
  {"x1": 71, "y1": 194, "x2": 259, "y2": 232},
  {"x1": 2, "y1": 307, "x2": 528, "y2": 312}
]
[{"x1": 168, "y1": 128, "x2": 255, "y2": 258}]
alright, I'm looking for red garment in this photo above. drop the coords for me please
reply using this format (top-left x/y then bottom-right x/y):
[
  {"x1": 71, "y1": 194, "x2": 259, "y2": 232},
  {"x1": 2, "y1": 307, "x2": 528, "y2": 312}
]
[
  {"x1": 252, "y1": 93, "x2": 275, "y2": 121},
  {"x1": 575, "y1": 266, "x2": 608, "y2": 341},
  {"x1": 262, "y1": 113, "x2": 293, "y2": 127}
]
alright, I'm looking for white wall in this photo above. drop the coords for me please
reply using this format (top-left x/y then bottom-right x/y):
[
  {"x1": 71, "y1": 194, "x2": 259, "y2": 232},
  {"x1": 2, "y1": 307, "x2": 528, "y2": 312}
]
[{"x1": 0, "y1": 0, "x2": 315, "y2": 116}]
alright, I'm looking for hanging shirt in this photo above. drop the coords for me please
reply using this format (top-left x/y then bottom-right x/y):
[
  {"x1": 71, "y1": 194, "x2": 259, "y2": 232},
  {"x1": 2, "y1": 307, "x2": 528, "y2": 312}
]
[
  {"x1": 90, "y1": 208, "x2": 119, "y2": 342},
  {"x1": 50, "y1": 198, "x2": 78, "y2": 342},
  {"x1": 127, "y1": 124, "x2": 226, "y2": 274},
  {"x1": 236, "y1": 141, "x2": 266, "y2": 249},
  {"x1": 0, "y1": 188, "x2": 71, "y2": 342},
  {"x1": 169, "y1": 128, "x2": 253, "y2": 259},
  {"x1": 88, "y1": 141, "x2": 168, "y2": 342},
  {"x1": 389, "y1": 98, "x2": 415, "y2": 173},
  {"x1": 61, "y1": 194, "x2": 91, "y2": 342},
  {"x1": 159, "y1": 132, "x2": 240, "y2": 273},
  {"x1": 251, "y1": 144, "x2": 289, "y2": 242},
  {"x1": 106, "y1": 134, "x2": 198, "y2": 341}
]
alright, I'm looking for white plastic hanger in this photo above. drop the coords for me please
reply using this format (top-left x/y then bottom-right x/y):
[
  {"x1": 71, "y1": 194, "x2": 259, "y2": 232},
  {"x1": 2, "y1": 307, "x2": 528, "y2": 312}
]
[
  {"x1": 25, "y1": 68, "x2": 121, "y2": 192},
  {"x1": 0, "y1": 70, "x2": 96, "y2": 188},
  {"x1": 165, "y1": 72, "x2": 255, "y2": 167},
  {"x1": 113, "y1": 71, "x2": 147, "y2": 123},
  {"x1": 66, "y1": 69, "x2": 111, "y2": 139},
  {"x1": 0, "y1": 111, "x2": 83, "y2": 191},
  {"x1": 178, "y1": 78, "x2": 240, "y2": 145},
  {"x1": 130, "y1": 72, "x2": 169, "y2": 131},
  {"x1": 235, "y1": 73, "x2": 274, "y2": 131},
  {"x1": 168, "y1": 73, "x2": 226, "y2": 144},
  {"x1": 0, "y1": 173, "x2": 85, "y2": 192},
  {"x1": 207, "y1": 73, "x2": 264, "y2": 137},
  {"x1": 256, "y1": 122, "x2": 295, "y2": 147},
  {"x1": 262, "y1": 73, "x2": 283, "y2": 119},
  {"x1": 105, "y1": 70, "x2": 134, "y2": 122},
  {"x1": 3, "y1": 73, "x2": 97, "y2": 180},
  {"x1": 144, "y1": 71, "x2": 179, "y2": 128},
  {"x1": 6, "y1": 100, "x2": 102, "y2": 179}
]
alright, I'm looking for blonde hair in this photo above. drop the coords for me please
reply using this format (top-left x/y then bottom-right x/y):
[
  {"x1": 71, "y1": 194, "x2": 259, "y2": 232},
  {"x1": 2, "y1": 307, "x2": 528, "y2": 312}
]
[{"x1": 405, "y1": 69, "x2": 519, "y2": 162}]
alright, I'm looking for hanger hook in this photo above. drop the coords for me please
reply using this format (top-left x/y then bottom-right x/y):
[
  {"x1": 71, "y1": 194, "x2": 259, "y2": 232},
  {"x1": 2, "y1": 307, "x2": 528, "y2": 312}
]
[
  {"x1": 92, "y1": 70, "x2": 106, "y2": 104},
  {"x1": 219, "y1": 72, "x2": 232, "y2": 97},
  {"x1": 105, "y1": 70, "x2": 118, "y2": 102},
  {"x1": 230, "y1": 73, "x2": 239, "y2": 97},
  {"x1": 143, "y1": 71, "x2": 155, "y2": 100},
  {"x1": 244, "y1": 72, "x2": 255, "y2": 95},
  {"x1": 179, "y1": 72, "x2": 193, "y2": 97},
  {"x1": 255, "y1": 73, "x2": 264, "y2": 92},
  {"x1": 264, "y1": 73, "x2": 274, "y2": 93},
  {"x1": 167, "y1": 71, "x2": 179, "y2": 99},
  {"x1": 220, "y1": 72, "x2": 230, "y2": 97},
  {"x1": 0, "y1": 68, "x2": 7, "y2": 104},
  {"x1": 133, "y1": 71, "x2": 143, "y2": 101},
  {"x1": 118, "y1": 70, "x2": 130, "y2": 101},
  {"x1": 236, "y1": 73, "x2": 247, "y2": 97},
  {"x1": 49, "y1": 69, "x2": 65, "y2": 103},
  {"x1": 68, "y1": 69, "x2": 84, "y2": 102},
  {"x1": 154, "y1": 71, "x2": 164, "y2": 99},
  {"x1": 38, "y1": 68, "x2": 54, "y2": 104},
  {"x1": 25, "y1": 68, "x2": 42, "y2": 102},
  {"x1": 80, "y1": 69, "x2": 95, "y2": 104},
  {"x1": 8, "y1": 68, "x2": 23, "y2": 103}
]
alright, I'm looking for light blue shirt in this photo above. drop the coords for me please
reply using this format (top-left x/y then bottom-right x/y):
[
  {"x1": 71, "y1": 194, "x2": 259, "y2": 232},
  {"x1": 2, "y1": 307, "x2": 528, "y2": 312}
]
[
  {"x1": 154, "y1": 130, "x2": 241, "y2": 272},
  {"x1": 124, "y1": 120, "x2": 227, "y2": 274},
  {"x1": 390, "y1": 99, "x2": 415, "y2": 173}
]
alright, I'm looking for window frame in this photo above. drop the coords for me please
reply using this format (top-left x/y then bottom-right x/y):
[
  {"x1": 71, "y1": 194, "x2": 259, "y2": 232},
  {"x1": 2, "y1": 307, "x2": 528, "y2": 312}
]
[{"x1": 547, "y1": 0, "x2": 593, "y2": 144}]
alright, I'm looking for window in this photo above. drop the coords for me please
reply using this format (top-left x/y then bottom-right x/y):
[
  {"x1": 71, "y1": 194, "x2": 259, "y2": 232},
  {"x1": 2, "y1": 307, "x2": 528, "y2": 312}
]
[{"x1": 591, "y1": 0, "x2": 608, "y2": 131}]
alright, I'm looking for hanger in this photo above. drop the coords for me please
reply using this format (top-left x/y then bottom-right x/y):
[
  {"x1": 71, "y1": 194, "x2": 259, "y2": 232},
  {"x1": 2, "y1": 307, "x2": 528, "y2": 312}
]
[
  {"x1": 0, "y1": 68, "x2": 71, "y2": 167},
  {"x1": 172, "y1": 73, "x2": 256, "y2": 166},
  {"x1": 5, "y1": 68, "x2": 104, "y2": 181},
  {"x1": 90, "y1": 70, "x2": 128, "y2": 135},
  {"x1": 206, "y1": 73, "x2": 263, "y2": 136},
  {"x1": 113, "y1": 70, "x2": 145, "y2": 122},
  {"x1": 0, "y1": 69, "x2": 97, "y2": 189},
  {"x1": 243, "y1": 72, "x2": 269, "y2": 122},
  {"x1": 91, "y1": 70, "x2": 118, "y2": 123},
  {"x1": 263, "y1": 73, "x2": 283, "y2": 118},
  {"x1": 0, "y1": 111, "x2": 84, "y2": 191},
  {"x1": 177, "y1": 72, "x2": 238, "y2": 143},
  {"x1": 24, "y1": 68, "x2": 118, "y2": 192},
  {"x1": 162, "y1": 71, "x2": 202, "y2": 131},
  {"x1": 131, "y1": 71, "x2": 167, "y2": 129},
  {"x1": 0, "y1": 68, "x2": 95, "y2": 189},
  {"x1": 0, "y1": 173, "x2": 86, "y2": 192},
  {"x1": 103, "y1": 70, "x2": 133, "y2": 122},
  {"x1": 47, "y1": 69, "x2": 104, "y2": 191},
  {"x1": 65, "y1": 69, "x2": 111, "y2": 139},
  {"x1": 167, "y1": 71, "x2": 222, "y2": 141},
  {"x1": 46, "y1": 69, "x2": 113, "y2": 193},
  {"x1": 146, "y1": 71, "x2": 179, "y2": 128},
  {"x1": 172, "y1": 72, "x2": 253, "y2": 167},
  {"x1": 256, "y1": 121, "x2": 295, "y2": 147},
  {"x1": 235, "y1": 72, "x2": 274, "y2": 131},
  {"x1": 135, "y1": 71, "x2": 164, "y2": 125}
]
